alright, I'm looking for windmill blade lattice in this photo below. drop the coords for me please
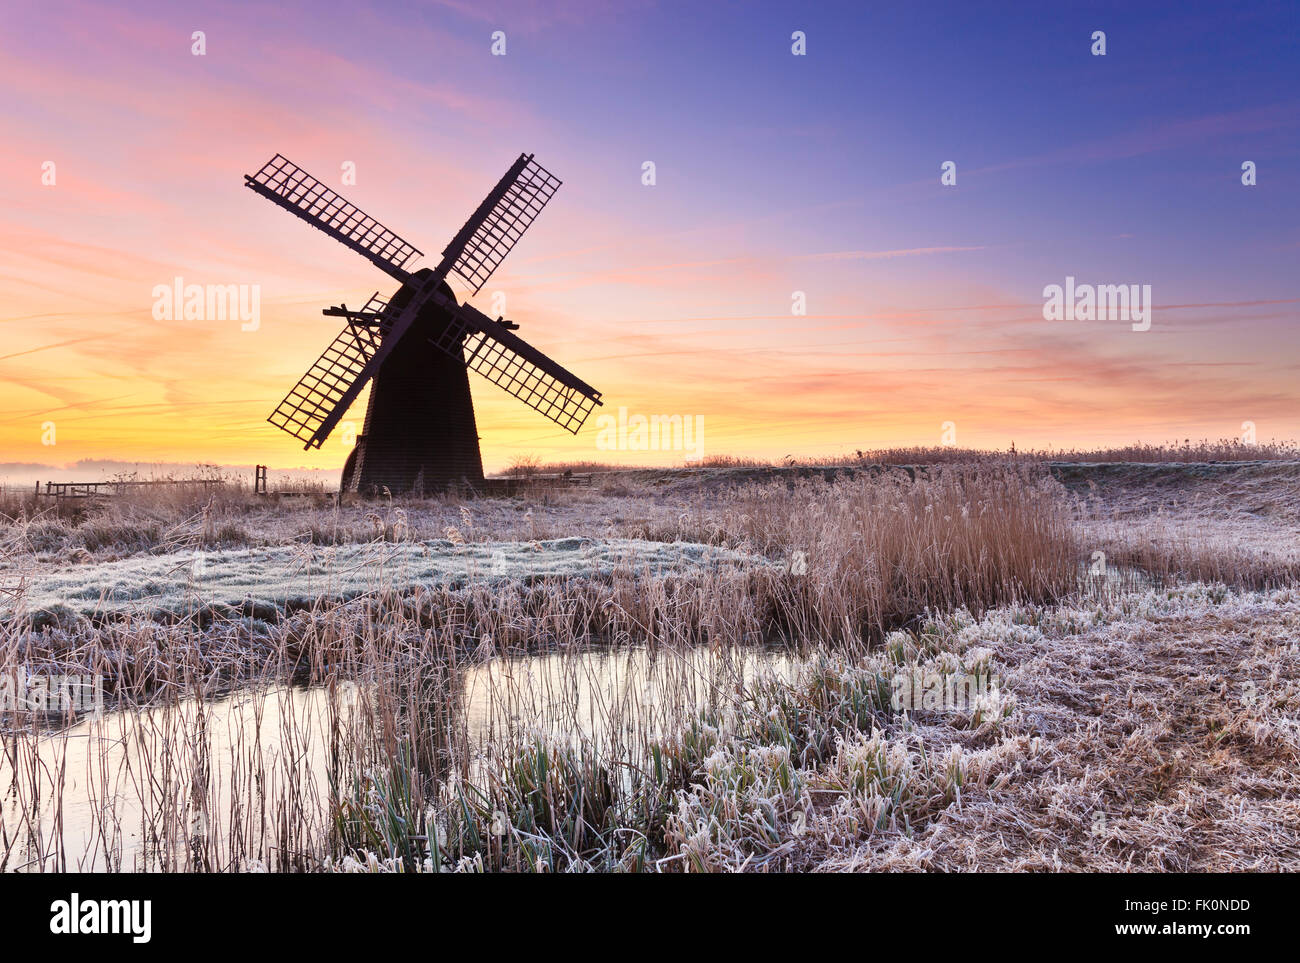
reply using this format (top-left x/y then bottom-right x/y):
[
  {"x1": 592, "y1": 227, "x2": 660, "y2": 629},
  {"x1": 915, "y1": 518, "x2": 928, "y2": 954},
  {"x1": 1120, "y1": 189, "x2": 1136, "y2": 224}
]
[
  {"x1": 266, "y1": 293, "x2": 397, "y2": 447},
  {"x1": 442, "y1": 155, "x2": 561, "y2": 294},
  {"x1": 432, "y1": 302, "x2": 602, "y2": 434},
  {"x1": 245, "y1": 155, "x2": 423, "y2": 281}
]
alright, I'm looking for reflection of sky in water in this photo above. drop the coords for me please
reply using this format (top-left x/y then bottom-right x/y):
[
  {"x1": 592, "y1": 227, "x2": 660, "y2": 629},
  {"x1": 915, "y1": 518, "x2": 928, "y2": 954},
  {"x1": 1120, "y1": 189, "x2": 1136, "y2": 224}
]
[{"x1": 3, "y1": 642, "x2": 792, "y2": 871}]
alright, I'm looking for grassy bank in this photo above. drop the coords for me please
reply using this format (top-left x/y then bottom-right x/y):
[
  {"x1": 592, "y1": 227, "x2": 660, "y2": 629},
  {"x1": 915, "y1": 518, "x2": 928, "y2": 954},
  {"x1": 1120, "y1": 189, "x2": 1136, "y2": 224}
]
[{"x1": 2, "y1": 461, "x2": 1297, "y2": 871}]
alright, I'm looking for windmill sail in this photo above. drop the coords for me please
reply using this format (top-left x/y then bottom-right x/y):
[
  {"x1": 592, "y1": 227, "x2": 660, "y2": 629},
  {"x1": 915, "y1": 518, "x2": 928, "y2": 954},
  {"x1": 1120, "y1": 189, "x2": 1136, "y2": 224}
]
[
  {"x1": 267, "y1": 293, "x2": 399, "y2": 447},
  {"x1": 441, "y1": 154, "x2": 561, "y2": 294},
  {"x1": 245, "y1": 155, "x2": 423, "y2": 282},
  {"x1": 431, "y1": 301, "x2": 602, "y2": 434}
]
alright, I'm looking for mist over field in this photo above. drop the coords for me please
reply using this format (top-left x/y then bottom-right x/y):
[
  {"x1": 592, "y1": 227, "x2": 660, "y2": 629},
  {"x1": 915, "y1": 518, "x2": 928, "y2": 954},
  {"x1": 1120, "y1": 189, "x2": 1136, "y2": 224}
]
[{"x1": 1, "y1": 460, "x2": 340, "y2": 489}]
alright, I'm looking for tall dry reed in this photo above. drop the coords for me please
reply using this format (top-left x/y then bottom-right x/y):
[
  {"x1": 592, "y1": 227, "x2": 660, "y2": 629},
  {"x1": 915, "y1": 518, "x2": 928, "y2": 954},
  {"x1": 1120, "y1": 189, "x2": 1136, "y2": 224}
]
[{"x1": 2, "y1": 463, "x2": 1080, "y2": 871}]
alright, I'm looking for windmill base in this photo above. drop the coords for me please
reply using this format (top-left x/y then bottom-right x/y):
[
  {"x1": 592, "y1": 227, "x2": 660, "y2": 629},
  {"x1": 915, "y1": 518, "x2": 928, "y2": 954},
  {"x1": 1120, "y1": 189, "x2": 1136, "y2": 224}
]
[{"x1": 342, "y1": 292, "x2": 485, "y2": 494}]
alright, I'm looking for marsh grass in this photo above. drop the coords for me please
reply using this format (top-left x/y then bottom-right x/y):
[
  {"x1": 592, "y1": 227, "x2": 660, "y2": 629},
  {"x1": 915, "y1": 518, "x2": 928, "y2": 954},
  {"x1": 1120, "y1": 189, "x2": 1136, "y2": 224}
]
[
  {"x1": 529, "y1": 439, "x2": 1299, "y2": 474},
  {"x1": 12, "y1": 461, "x2": 1267, "y2": 873}
]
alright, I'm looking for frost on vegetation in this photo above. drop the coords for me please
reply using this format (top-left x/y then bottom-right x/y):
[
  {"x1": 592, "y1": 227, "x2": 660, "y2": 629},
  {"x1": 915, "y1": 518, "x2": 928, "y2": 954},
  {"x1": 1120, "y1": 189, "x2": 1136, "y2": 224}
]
[
  {"x1": 1, "y1": 537, "x2": 773, "y2": 620},
  {"x1": 14, "y1": 577, "x2": 1294, "y2": 872}
]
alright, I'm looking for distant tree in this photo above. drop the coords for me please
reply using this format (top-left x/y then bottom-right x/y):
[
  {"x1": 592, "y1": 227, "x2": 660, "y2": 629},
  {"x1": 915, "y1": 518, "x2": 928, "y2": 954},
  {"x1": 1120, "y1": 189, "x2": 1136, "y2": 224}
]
[{"x1": 508, "y1": 454, "x2": 542, "y2": 480}]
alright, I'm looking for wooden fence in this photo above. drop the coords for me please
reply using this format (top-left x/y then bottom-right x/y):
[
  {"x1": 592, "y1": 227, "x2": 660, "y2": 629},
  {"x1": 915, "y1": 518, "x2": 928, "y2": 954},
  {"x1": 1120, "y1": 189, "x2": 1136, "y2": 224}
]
[{"x1": 33, "y1": 479, "x2": 223, "y2": 502}]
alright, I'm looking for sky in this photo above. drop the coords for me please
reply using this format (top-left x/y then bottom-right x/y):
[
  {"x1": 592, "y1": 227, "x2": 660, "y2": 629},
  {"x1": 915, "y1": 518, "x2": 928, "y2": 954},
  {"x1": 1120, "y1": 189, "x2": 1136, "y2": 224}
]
[{"x1": 1, "y1": 0, "x2": 1297, "y2": 478}]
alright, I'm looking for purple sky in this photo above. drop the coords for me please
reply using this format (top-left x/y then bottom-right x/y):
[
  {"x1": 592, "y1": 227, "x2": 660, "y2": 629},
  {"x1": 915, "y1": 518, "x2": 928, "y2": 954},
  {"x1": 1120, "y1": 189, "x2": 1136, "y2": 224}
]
[{"x1": 2, "y1": 0, "x2": 1297, "y2": 475}]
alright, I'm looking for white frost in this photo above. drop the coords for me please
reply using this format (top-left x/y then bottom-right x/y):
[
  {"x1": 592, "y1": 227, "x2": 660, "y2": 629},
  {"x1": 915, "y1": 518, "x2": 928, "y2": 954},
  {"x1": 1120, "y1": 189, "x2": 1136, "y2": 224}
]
[{"x1": 2, "y1": 537, "x2": 771, "y2": 620}]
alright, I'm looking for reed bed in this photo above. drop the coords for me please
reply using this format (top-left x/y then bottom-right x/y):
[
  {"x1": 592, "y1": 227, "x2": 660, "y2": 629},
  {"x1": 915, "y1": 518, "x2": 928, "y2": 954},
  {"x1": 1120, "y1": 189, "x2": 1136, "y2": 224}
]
[
  {"x1": 711, "y1": 464, "x2": 1075, "y2": 638},
  {"x1": 1068, "y1": 461, "x2": 1300, "y2": 589},
  {"x1": 1082, "y1": 515, "x2": 1300, "y2": 589},
  {"x1": 1, "y1": 462, "x2": 1294, "y2": 872},
  {"x1": 9, "y1": 581, "x2": 1293, "y2": 872},
  {"x1": 532, "y1": 439, "x2": 1299, "y2": 474}
]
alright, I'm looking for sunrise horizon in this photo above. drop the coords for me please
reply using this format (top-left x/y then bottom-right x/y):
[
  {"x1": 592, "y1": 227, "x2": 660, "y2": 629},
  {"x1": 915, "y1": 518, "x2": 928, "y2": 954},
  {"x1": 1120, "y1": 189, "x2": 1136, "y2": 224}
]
[{"x1": 3, "y1": 0, "x2": 1297, "y2": 482}]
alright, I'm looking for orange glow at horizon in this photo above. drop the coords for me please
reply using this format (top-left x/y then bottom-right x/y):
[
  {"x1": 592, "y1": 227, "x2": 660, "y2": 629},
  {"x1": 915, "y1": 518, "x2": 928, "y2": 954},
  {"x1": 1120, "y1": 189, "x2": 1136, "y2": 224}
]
[{"x1": 3, "y1": 3, "x2": 1298, "y2": 482}]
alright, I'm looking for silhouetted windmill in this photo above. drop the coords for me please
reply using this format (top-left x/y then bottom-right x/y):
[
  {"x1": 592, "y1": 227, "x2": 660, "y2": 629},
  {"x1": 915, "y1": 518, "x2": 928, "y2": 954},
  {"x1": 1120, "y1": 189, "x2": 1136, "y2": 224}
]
[{"x1": 244, "y1": 153, "x2": 602, "y2": 493}]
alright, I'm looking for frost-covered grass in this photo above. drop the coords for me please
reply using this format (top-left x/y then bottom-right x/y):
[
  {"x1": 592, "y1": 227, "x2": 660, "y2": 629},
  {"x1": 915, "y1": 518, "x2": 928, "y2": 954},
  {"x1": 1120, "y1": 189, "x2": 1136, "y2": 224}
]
[
  {"x1": 15, "y1": 581, "x2": 1288, "y2": 872},
  {"x1": 1071, "y1": 461, "x2": 1300, "y2": 588},
  {"x1": 3, "y1": 537, "x2": 770, "y2": 621},
  {"x1": 326, "y1": 583, "x2": 1300, "y2": 873},
  {"x1": 2, "y1": 462, "x2": 1297, "y2": 872},
  {"x1": 1081, "y1": 514, "x2": 1300, "y2": 588}
]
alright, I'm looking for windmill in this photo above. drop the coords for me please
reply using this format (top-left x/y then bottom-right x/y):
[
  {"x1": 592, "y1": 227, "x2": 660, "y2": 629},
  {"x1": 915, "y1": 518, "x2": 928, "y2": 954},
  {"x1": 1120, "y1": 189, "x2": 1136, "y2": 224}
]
[{"x1": 244, "y1": 153, "x2": 602, "y2": 493}]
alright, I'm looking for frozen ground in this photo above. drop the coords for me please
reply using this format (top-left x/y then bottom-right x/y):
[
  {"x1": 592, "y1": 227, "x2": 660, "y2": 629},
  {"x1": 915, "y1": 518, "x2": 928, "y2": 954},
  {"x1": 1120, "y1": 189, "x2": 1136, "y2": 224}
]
[
  {"x1": 1, "y1": 537, "x2": 772, "y2": 620},
  {"x1": 3, "y1": 462, "x2": 1298, "y2": 872},
  {"x1": 821, "y1": 583, "x2": 1300, "y2": 871}
]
